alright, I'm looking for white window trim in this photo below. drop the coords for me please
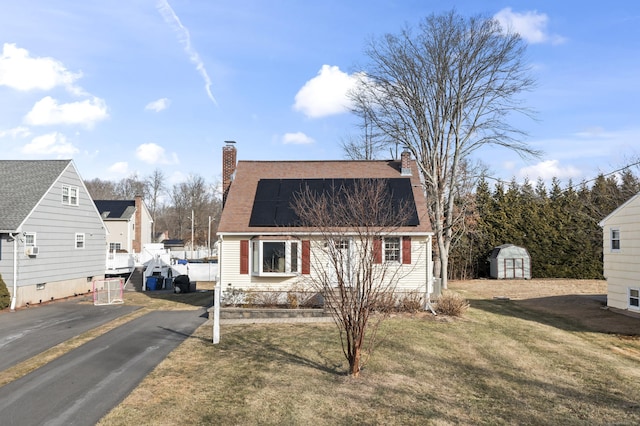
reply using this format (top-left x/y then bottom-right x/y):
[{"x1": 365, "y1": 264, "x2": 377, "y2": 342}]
[
  {"x1": 384, "y1": 237, "x2": 402, "y2": 264},
  {"x1": 251, "y1": 239, "x2": 301, "y2": 277},
  {"x1": 75, "y1": 233, "x2": 85, "y2": 249},
  {"x1": 24, "y1": 232, "x2": 36, "y2": 246},
  {"x1": 610, "y1": 228, "x2": 621, "y2": 252},
  {"x1": 629, "y1": 287, "x2": 640, "y2": 311},
  {"x1": 109, "y1": 242, "x2": 122, "y2": 251},
  {"x1": 62, "y1": 184, "x2": 79, "y2": 206}
]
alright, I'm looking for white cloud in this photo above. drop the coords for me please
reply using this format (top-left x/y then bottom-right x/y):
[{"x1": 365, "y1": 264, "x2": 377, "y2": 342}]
[
  {"x1": 108, "y1": 162, "x2": 130, "y2": 175},
  {"x1": 494, "y1": 8, "x2": 565, "y2": 45},
  {"x1": 282, "y1": 132, "x2": 314, "y2": 145},
  {"x1": 157, "y1": 0, "x2": 217, "y2": 106},
  {"x1": 145, "y1": 97, "x2": 171, "y2": 112},
  {"x1": 135, "y1": 142, "x2": 179, "y2": 165},
  {"x1": 24, "y1": 96, "x2": 109, "y2": 127},
  {"x1": 0, "y1": 126, "x2": 30, "y2": 139},
  {"x1": 21, "y1": 132, "x2": 78, "y2": 157},
  {"x1": 518, "y1": 160, "x2": 582, "y2": 181},
  {"x1": 0, "y1": 43, "x2": 84, "y2": 94},
  {"x1": 294, "y1": 65, "x2": 358, "y2": 118}
]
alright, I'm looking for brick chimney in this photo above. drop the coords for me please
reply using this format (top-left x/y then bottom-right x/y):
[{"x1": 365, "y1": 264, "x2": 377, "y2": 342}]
[
  {"x1": 133, "y1": 195, "x2": 142, "y2": 253},
  {"x1": 401, "y1": 148, "x2": 412, "y2": 176},
  {"x1": 222, "y1": 141, "x2": 237, "y2": 207}
]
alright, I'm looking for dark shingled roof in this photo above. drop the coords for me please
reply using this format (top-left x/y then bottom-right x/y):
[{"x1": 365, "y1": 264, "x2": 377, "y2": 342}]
[
  {"x1": 0, "y1": 160, "x2": 71, "y2": 231},
  {"x1": 94, "y1": 200, "x2": 136, "y2": 220}
]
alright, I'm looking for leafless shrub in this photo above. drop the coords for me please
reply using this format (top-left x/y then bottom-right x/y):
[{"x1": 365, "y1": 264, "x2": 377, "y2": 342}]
[
  {"x1": 286, "y1": 284, "x2": 317, "y2": 309},
  {"x1": 397, "y1": 291, "x2": 424, "y2": 313},
  {"x1": 436, "y1": 291, "x2": 470, "y2": 316},
  {"x1": 248, "y1": 289, "x2": 283, "y2": 307}
]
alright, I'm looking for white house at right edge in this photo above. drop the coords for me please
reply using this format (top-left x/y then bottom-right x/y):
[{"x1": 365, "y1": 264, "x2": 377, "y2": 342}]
[{"x1": 599, "y1": 193, "x2": 640, "y2": 314}]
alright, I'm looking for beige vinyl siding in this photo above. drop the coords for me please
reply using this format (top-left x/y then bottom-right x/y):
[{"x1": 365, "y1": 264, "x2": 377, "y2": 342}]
[
  {"x1": 105, "y1": 220, "x2": 133, "y2": 252},
  {"x1": 601, "y1": 193, "x2": 640, "y2": 311},
  {"x1": 220, "y1": 234, "x2": 432, "y2": 295},
  {"x1": 220, "y1": 237, "x2": 304, "y2": 292}
]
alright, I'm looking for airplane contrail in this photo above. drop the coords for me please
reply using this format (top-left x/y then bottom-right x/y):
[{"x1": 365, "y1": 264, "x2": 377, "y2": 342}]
[{"x1": 156, "y1": 0, "x2": 217, "y2": 106}]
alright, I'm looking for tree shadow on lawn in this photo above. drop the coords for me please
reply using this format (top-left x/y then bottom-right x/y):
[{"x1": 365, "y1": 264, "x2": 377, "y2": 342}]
[
  {"x1": 426, "y1": 355, "x2": 640, "y2": 424},
  {"x1": 221, "y1": 326, "x2": 345, "y2": 376},
  {"x1": 469, "y1": 294, "x2": 640, "y2": 337}
]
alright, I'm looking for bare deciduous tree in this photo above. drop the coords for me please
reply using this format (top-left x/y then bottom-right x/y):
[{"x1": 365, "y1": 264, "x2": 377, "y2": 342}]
[
  {"x1": 292, "y1": 179, "x2": 416, "y2": 377},
  {"x1": 167, "y1": 174, "x2": 218, "y2": 248},
  {"x1": 351, "y1": 10, "x2": 539, "y2": 289},
  {"x1": 115, "y1": 173, "x2": 148, "y2": 199},
  {"x1": 340, "y1": 113, "x2": 387, "y2": 160},
  {"x1": 84, "y1": 178, "x2": 118, "y2": 199},
  {"x1": 145, "y1": 168, "x2": 167, "y2": 237}
]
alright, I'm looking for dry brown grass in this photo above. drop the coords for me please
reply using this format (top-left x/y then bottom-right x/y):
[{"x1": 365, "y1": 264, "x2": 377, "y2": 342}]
[{"x1": 98, "y1": 279, "x2": 640, "y2": 425}]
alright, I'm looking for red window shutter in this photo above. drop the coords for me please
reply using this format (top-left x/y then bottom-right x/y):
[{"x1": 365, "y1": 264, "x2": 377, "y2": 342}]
[
  {"x1": 402, "y1": 236, "x2": 411, "y2": 264},
  {"x1": 240, "y1": 240, "x2": 249, "y2": 274},
  {"x1": 373, "y1": 238, "x2": 382, "y2": 264},
  {"x1": 302, "y1": 240, "x2": 310, "y2": 274}
]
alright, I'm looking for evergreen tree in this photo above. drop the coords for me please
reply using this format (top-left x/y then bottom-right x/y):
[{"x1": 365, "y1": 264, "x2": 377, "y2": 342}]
[{"x1": 0, "y1": 274, "x2": 10, "y2": 310}]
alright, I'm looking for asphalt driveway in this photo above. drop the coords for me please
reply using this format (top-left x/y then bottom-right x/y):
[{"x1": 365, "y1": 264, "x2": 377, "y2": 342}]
[
  {"x1": 0, "y1": 301, "x2": 140, "y2": 372},
  {"x1": 0, "y1": 301, "x2": 208, "y2": 426}
]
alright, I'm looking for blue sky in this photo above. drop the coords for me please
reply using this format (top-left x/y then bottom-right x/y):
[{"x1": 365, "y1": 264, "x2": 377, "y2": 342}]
[{"x1": 1, "y1": 1, "x2": 639, "y2": 188}]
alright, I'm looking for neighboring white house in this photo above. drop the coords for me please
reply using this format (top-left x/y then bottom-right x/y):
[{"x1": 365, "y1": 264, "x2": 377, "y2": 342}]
[
  {"x1": 216, "y1": 143, "x2": 435, "y2": 300},
  {"x1": 0, "y1": 160, "x2": 107, "y2": 309},
  {"x1": 94, "y1": 196, "x2": 153, "y2": 253},
  {"x1": 599, "y1": 192, "x2": 640, "y2": 314}
]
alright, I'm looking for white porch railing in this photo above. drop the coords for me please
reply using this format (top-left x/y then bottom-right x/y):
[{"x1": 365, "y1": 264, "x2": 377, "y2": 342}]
[{"x1": 106, "y1": 251, "x2": 137, "y2": 272}]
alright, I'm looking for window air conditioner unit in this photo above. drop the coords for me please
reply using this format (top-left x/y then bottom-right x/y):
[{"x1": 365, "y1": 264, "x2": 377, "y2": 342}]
[{"x1": 27, "y1": 246, "x2": 39, "y2": 256}]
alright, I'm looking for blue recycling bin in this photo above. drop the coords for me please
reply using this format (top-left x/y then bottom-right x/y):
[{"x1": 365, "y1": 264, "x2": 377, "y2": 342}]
[{"x1": 146, "y1": 276, "x2": 158, "y2": 291}]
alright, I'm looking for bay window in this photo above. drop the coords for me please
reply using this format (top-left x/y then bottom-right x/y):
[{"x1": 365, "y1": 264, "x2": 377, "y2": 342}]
[{"x1": 251, "y1": 239, "x2": 300, "y2": 275}]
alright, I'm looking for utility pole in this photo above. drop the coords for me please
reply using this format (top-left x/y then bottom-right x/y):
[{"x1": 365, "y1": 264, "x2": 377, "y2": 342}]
[{"x1": 191, "y1": 209, "x2": 194, "y2": 259}]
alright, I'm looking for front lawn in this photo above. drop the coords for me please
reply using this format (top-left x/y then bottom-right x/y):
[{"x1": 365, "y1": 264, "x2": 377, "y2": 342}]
[{"x1": 99, "y1": 280, "x2": 640, "y2": 425}]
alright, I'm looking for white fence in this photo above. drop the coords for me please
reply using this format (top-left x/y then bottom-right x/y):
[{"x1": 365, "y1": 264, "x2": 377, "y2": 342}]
[
  {"x1": 105, "y1": 244, "x2": 218, "y2": 283},
  {"x1": 171, "y1": 262, "x2": 218, "y2": 282}
]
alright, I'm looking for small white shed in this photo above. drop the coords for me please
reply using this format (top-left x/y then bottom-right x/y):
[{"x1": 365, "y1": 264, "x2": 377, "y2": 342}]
[{"x1": 489, "y1": 244, "x2": 531, "y2": 279}]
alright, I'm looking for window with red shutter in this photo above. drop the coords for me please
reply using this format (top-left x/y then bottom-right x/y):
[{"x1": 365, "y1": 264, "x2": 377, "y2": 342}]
[
  {"x1": 373, "y1": 238, "x2": 382, "y2": 264},
  {"x1": 240, "y1": 240, "x2": 249, "y2": 274},
  {"x1": 302, "y1": 240, "x2": 310, "y2": 274},
  {"x1": 402, "y1": 236, "x2": 411, "y2": 264}
]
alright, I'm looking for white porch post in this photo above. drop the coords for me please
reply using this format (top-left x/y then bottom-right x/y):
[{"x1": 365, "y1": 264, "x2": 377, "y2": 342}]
[{"x1": 213, "y1": 235, "x2": 222, "y2": 344}]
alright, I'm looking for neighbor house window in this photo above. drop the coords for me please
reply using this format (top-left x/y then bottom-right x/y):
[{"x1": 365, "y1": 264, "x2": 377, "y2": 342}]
[
  {"x1": 251, "y1": 239, "x2": 300, "y2": 275},
  {"x1": 630, "y1": 288, "x2": 640, "y2": 310},
  {"x1": 75, "y1": 233, "x2": 85, "y2": 249},
  {"x1": 25, "y1": 232, "x2": 36, "y2": 246},
  {"x1": 384, "y1": 237, "x2": 401, "y2": 262},
  {"x1": 109, "y1": 242, "x2": 122, "y2": 251},
  {"x1": 62, "y1": 185, "x2": 79, "y2": 206},
  {"x1": 611, "y1": 229, "x2": 620, "y2": 251}
]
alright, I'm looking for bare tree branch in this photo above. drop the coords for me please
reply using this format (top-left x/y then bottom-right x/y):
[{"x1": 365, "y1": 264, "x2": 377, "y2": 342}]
[
  {"x1": 292, "y1": 179, "x2": 417, "y2": 377},
  {"x1": 350, "y1": 10, "x2": 539, "y2": 288}
]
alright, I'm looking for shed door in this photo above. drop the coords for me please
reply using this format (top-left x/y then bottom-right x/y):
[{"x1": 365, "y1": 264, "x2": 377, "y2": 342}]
[{"x1": 503, "y1": 258, "x2": 524, "y2": 279}]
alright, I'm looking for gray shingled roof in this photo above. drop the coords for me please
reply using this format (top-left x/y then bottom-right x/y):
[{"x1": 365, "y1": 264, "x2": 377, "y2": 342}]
[{"x1": 0, "y1": 160, "x2": 71, "y2": 231}]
